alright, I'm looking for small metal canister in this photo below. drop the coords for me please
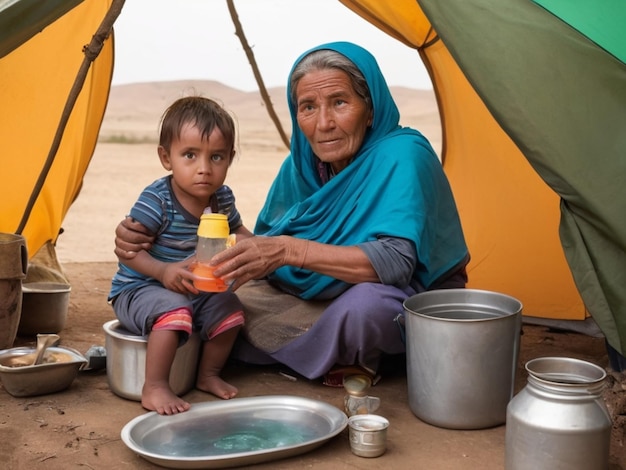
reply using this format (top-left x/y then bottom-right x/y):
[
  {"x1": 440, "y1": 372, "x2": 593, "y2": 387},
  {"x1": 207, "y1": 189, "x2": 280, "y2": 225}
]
[
  {"x1": 505, "y1": 356, "x2": 612, "y2": 470},
  {"x1": 348, "y1": 414, "x2": 389, "y2": 458}
]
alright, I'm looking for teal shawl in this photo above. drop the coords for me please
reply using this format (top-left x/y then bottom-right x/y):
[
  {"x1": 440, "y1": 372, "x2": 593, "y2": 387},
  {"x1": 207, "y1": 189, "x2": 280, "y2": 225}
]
[{"x1": 255, "y1": 42, "x2": 468, "y2": 300}]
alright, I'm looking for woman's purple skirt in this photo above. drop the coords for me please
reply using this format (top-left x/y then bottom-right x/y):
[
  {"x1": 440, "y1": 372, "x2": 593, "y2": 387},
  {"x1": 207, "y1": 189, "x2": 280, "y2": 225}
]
[{"x1": 232, "y1": 281, "x2": 416, "y2": 379}]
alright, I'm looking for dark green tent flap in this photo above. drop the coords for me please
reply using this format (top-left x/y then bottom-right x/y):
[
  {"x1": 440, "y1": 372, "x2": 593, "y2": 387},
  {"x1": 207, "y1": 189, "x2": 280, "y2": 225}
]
[
  {"x1": 0, "y1": 0, "x2": 84, "y2": 59},
  {"x1": 417, "y1": 0, "x2": 626, "y2": 354}
]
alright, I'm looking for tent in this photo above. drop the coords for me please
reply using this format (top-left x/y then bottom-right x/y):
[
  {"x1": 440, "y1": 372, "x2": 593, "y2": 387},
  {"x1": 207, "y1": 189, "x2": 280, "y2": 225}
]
[
  {"x1": 1, "y1": 0, "x2": 624, "y2": 356},
  {"x1": 0, "y1": 0, "x2": 113, "y2": 265}
]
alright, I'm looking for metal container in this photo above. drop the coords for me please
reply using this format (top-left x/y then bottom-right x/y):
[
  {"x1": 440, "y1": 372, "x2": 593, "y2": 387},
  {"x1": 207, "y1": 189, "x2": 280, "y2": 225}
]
[
  {"x1": 18, "y1": 282, "x2": 71, "y2": 335},
  {"x1": 121, "y1": 395, "x2": 348, "y2": 468},
  {"x1": 0, "y1": 233, "x2": 27, "y2": 349},
  {"x1": 343, "y1": 374, "x2": 380, "y2": 417},
  {"x1": 0, "y1": 346, "x2": 87, "y2": 397},
  {"x1": 403, "y1": 288, "x2": 522, "y2": 429},
  {"x1": 505, "y1": 357, "x2": 612, "y2": 470},
  {"x1": 103, "y1": 319, "x2": 201, "y2": 401},
  {"x1": 347, "y1": 414, "x2": 389, "y2": 458}
]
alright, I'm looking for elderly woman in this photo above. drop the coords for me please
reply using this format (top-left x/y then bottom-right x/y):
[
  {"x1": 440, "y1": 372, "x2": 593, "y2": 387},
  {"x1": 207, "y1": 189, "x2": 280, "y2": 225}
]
[{"x1": 115, "y1": 42, "x2": 469, "y2": 384}]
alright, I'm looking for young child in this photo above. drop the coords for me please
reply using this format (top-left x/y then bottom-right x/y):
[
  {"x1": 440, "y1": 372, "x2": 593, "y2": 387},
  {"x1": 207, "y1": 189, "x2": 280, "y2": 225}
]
[{"x1": 108, "y1": 96, "x2": 252, "y2": 415}]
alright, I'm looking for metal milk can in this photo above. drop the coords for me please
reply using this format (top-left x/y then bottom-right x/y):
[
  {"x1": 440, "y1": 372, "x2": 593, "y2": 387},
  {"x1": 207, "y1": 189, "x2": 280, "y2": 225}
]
[{"x1": 505, "y1": 356, "x2": 612, "y2": 470}]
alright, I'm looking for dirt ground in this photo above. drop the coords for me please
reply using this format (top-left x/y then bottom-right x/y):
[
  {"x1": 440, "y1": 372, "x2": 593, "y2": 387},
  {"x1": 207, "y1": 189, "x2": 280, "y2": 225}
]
[{"x1": 1, "y1": 261, "x2": 624, "y2": 469}]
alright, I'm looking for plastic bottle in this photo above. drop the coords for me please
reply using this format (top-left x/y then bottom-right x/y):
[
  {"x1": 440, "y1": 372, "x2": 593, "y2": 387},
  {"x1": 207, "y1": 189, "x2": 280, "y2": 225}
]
[
  {"x1": 193, "y1": 213, "x2": 229, "y2": 292},
  {"x1": 343, "y1": 374, "x2": 381, "y2": 416}
]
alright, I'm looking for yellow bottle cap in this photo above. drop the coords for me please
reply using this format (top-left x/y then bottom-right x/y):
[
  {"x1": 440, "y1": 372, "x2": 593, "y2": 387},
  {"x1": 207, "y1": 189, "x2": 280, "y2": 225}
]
[{"x1": 198, "y1": 213, "x2": 229, "y2": 238}]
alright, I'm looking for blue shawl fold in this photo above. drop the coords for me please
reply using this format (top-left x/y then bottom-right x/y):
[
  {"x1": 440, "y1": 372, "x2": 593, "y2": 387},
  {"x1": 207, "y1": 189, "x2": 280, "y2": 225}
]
[{"x1": 255, "y1": 42, "x2": 468, "y2": 300}]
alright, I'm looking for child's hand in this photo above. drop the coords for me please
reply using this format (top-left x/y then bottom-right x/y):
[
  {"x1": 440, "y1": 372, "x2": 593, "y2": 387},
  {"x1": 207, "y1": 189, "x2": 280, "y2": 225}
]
[{"x1": 161, "y1": 262, "x2": 198, "y2": 295}]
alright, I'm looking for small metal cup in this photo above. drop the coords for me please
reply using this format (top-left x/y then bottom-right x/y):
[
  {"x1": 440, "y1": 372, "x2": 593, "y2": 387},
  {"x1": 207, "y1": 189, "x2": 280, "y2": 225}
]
[{"x1": 348, "y1": 414, "x2": 389, "y2": 458}]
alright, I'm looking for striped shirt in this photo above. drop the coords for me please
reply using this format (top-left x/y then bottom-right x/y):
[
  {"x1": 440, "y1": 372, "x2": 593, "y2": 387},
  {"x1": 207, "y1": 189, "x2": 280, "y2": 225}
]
[{"x1": 108, "y1": 175, "x2": 243, "y2": 300}]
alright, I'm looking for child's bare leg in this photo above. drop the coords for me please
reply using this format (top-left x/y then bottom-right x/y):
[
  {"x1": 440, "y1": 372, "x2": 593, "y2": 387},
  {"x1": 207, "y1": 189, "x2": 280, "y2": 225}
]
[
  {"x1": 143, "y1": 329, "x2": 191, "y2": 415},
  {"x1": 196, "y1": 326, "x2": 240, "y2": 399}
]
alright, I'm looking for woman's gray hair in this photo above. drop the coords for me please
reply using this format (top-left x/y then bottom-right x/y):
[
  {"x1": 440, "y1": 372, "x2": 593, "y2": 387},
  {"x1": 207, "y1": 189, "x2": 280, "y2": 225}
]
[{"x1": 289, "y1": 49, "x2": 372, "y2": 112}]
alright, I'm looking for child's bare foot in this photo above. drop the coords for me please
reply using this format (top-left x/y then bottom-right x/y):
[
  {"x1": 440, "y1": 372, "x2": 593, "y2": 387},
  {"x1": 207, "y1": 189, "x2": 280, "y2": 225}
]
[
  {"x1": 142, "y1": 381, "x2": 191, "y2": 415},
  {"x1": 197, "y1": 375, "x2": 238, "y2": 399}
]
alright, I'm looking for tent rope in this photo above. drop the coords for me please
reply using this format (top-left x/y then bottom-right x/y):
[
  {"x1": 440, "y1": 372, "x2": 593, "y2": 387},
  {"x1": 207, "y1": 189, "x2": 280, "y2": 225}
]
[
  {"x1": 16, "y1": 0, "x2": 126, "y2": 235},
  {"x1": 226, "y1": 0, "x2": 290, "y2": 149}
]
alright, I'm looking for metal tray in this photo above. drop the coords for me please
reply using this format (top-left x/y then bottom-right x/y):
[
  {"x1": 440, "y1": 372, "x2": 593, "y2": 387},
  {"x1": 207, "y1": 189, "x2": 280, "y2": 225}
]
[{"x1": 121, "y1": 395, "x2": 348, "y2": 469}]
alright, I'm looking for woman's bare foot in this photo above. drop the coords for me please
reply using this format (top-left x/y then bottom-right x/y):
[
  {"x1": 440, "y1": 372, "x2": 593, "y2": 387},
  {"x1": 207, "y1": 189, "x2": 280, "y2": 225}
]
[
  {"x1": 197, "y1": 375, "x2": 238, "y2": 399},
  {"x1": 142, "y1": 381, "x2": 191, "y2": 415}
]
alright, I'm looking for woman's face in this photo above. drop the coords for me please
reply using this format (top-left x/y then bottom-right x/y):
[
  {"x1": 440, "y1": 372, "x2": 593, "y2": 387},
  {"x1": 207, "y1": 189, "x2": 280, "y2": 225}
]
[{"x1": 295, "y1": 69, "x2": 372, "y2": 173}]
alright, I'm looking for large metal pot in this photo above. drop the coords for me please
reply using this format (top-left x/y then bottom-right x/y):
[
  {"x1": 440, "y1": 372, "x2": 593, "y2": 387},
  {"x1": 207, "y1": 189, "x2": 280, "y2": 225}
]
[
  {"x1": 103, "y1": 320, "x2": 201, "y2": 401},
  {"x1": 403, "y1": 288, "x2": 522, "y2": 429}
]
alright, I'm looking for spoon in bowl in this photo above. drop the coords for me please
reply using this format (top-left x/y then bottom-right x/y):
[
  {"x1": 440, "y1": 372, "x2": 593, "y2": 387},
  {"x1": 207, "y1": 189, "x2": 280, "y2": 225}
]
[{"x1": 31, "y1": 333, "x2": 61, "y2": 365}]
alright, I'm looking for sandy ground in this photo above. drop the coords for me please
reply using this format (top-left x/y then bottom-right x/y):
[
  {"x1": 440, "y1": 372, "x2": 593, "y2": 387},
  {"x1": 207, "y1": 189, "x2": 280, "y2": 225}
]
[{"x1": 2, "y1": 81, "x2": 625, "y2": 468}]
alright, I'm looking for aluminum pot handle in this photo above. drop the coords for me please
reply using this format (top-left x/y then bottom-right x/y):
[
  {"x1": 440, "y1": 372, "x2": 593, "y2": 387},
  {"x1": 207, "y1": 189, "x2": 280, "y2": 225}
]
[{"x1": 394, "y1": 312, "x2": 406, "y2": 345}]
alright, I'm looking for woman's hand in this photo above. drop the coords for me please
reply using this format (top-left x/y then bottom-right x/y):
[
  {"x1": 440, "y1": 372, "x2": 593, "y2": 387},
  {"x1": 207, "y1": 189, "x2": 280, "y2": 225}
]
[
  {"x1": 211, "y1": 236, "x2": 290, "y2": 291},
  {"x1": 114, "y1": 216, "x2": 155, "y2": 260},
  {"x1": 212, "y1": 235, "x2": 379, "y2": 290}
]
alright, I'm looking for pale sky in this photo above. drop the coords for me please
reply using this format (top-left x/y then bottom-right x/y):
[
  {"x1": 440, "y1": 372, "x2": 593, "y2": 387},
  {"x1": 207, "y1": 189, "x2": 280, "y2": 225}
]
[{"x1": 111, "y1": 0, "x2": 432, "y2": 91}]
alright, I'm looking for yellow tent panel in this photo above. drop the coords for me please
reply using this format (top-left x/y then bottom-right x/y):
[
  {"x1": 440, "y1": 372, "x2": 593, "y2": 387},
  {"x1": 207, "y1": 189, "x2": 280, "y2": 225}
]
[{"x1": 0, "y1": 0, "x2": 113, "y2": 259}]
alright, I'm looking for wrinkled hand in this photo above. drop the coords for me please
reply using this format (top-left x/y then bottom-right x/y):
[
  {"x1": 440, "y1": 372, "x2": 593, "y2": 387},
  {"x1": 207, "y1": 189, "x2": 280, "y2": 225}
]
[
  {"x1": 160, "y1": 260, "x2": 199, "y2": 295},
  {"x1": 211, "y1": 236, "x2": 288, "y2": 291},
  {"x1": 114, "y1": 216, "x2": 154, "y2": 260}
]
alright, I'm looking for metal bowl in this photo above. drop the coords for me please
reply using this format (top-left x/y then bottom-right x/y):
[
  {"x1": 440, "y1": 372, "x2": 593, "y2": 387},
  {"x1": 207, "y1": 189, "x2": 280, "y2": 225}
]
[
  {"x1": 18, "y1": 282, "x2": 71, "y2": 335},
  {"x1": 0, "y1": 346, "x2": 87, "y2": 397}
]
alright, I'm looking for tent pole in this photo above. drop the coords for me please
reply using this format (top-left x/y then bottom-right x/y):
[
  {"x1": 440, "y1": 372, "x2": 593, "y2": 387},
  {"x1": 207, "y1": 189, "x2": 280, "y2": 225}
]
[
  {"x1": 226, "y1": 0, "x2": 290, "y2": 149},
  {"x1": 16, "y1": 0, "x2": 126, "y2": 235}
]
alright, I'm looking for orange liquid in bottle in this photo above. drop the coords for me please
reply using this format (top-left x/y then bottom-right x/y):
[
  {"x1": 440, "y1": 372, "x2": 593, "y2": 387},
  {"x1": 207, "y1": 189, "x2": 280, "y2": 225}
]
[{"x1": 192, "y1": 263, "x2": 228, "y2": 292}]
